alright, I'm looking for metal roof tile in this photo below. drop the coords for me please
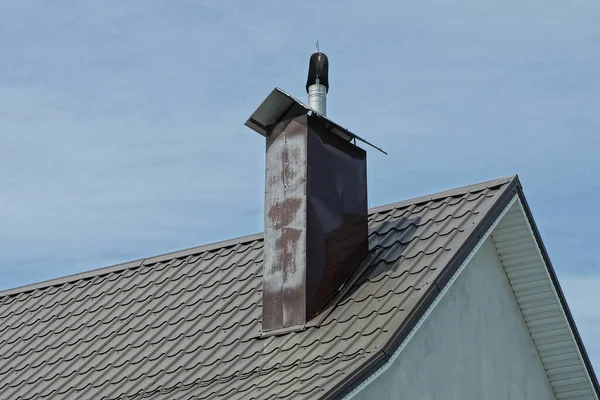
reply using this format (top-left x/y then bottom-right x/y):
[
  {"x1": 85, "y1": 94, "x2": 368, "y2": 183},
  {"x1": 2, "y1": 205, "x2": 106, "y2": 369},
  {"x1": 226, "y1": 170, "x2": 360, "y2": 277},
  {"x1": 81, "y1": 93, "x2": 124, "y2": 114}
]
[{"x1": 0, "y1": 177, "x2": 518, "y2": 400}]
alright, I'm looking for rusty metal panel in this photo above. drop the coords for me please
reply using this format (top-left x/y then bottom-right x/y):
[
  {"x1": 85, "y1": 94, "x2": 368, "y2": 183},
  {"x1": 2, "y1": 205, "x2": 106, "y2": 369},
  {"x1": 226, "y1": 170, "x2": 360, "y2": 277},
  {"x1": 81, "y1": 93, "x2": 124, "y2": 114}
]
[
  {"x1": 262, "y1": 113, "x2": 369, "y2": 332},
  {"x1": 262, "y1": 115, "x2": 309, "y2": 332},
  {"x1": 306, "y1": 115, "x2": 368, "y2": 319}
]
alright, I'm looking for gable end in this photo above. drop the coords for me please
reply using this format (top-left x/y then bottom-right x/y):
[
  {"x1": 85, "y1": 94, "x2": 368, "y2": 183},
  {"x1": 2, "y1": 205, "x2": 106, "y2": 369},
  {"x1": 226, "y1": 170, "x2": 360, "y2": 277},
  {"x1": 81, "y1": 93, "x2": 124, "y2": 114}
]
[{"x1": 339, "y1": 183, "x2": 599, "y2": 400}]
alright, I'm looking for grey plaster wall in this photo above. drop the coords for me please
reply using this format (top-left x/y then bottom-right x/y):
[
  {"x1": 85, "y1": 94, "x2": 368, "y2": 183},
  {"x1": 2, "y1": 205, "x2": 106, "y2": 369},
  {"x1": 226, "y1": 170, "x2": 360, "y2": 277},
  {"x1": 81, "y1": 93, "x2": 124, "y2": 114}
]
[{"x1": 351, "y1": 238, "x2": 556, "y2": 400}]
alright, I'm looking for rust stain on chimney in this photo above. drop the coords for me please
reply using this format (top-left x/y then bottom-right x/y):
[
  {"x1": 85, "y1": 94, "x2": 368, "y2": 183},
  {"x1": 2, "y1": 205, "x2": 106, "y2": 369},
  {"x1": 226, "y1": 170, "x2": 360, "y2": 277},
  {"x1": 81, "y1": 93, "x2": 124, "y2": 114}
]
[
  {"x1": 263, "y1": 115, "x2": 309, "y2": 331},
  {"x1": 267, "y1": 198, "x2": 302, "y2": 230}
]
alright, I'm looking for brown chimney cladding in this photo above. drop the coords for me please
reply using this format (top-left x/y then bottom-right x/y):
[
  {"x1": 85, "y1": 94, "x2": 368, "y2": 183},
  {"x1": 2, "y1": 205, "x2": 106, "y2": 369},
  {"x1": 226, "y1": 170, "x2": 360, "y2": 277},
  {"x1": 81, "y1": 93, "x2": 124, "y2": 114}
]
[{"x1": 261, "y1": 113, "x2": 368, "y2": 333}]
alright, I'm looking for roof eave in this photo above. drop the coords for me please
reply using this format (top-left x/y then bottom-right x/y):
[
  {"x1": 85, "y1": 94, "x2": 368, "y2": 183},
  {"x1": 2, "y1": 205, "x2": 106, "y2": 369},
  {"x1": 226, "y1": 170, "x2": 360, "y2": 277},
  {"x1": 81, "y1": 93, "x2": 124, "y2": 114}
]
[{"x1": 516, "y1": 185, "x2": 600, "y2": 398}]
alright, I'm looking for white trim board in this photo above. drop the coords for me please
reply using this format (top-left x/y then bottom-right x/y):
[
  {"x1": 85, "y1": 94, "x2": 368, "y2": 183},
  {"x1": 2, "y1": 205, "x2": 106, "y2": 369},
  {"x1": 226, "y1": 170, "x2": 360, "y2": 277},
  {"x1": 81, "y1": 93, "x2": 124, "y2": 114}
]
[{"x1": 491, "y1": 198, "x2": 598, "y2": 400}]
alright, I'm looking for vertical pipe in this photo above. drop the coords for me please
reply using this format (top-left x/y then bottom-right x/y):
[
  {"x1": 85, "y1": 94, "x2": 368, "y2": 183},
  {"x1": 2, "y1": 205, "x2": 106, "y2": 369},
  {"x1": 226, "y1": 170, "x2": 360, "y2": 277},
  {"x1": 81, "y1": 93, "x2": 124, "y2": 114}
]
[
  {"x1": 306, "y1": 44, "x2": 329, "y2": 116},
  {"x1": 308, "y1": 83, "x2": 327, "y2": 116}
]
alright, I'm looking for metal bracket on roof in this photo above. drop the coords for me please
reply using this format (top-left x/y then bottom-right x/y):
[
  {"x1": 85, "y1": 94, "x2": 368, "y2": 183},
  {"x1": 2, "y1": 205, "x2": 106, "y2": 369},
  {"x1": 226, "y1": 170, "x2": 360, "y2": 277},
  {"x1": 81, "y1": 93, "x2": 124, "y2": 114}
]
[
  {"x1": 306, "y1": 109, "x2": 388, "y2": 155},
  {"x1": 258, "y1": 324, "x2": 307, "y2": 339}
]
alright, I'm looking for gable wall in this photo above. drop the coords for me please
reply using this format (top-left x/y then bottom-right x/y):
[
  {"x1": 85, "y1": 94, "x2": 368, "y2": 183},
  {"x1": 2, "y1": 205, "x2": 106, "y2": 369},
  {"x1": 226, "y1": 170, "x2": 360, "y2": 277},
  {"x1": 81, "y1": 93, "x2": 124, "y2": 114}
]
[{"x1": 351, "y1": 237, "x2": 556, "y2": 400}]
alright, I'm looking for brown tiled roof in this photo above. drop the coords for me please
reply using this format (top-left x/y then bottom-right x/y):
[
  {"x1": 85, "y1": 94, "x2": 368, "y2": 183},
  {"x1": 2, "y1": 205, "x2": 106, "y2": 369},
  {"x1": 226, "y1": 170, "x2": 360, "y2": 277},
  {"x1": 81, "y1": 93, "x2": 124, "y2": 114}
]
[{"x1": 0, "y1": 176, "x2": 519, "y2": 400}]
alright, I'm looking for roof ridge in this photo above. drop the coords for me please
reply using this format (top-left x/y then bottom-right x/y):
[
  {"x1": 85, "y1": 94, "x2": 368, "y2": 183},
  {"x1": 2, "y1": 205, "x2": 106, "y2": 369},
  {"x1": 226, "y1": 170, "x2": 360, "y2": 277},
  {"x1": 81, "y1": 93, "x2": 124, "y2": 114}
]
[
  {"x1": 368, "y1": 174, "x2": 517, "y2": 215},
  {"x1": 0, "y1": 175, "x2": 517, "y2": 299}
]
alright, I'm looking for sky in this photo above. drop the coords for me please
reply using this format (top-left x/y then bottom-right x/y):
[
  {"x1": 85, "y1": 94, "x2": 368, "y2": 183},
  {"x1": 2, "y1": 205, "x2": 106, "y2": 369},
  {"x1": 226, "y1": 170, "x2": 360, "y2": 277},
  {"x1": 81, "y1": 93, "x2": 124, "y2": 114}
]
[{"x1": 0, "y1": 0, "x2": 599, "y2": 373}]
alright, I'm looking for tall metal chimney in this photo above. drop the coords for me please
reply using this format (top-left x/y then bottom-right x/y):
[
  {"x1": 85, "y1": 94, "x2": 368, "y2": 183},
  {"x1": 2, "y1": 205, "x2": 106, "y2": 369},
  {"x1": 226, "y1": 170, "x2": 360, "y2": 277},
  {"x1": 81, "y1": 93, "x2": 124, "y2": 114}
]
[
  {"x1": 245, "y1": 47, "x2": 384, "y2": 335},
  {"x1": 306, "y1": 41, "x2": 329, "y2": 115}
]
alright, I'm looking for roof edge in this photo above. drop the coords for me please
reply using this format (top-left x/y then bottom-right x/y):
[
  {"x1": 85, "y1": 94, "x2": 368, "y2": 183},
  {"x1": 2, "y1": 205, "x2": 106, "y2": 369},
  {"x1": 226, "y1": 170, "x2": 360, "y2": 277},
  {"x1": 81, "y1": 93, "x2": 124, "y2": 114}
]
[{"x1": 0, "y1": 232, "x2": 264, "y2": 298}]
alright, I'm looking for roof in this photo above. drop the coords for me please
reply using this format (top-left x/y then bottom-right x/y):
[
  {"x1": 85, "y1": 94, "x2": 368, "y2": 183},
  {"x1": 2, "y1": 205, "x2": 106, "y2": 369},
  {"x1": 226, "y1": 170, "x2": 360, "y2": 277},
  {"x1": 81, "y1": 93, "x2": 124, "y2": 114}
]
[{"x1": 0, "y1": 175, "x2": 596, "y2": 399}]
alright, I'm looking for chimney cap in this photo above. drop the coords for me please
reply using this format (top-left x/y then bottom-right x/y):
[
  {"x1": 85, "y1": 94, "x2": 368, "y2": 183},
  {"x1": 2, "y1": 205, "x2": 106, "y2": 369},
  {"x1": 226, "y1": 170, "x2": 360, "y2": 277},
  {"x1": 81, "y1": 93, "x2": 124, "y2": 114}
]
[
  {"x1": 244, "y1": 88, "x2": 386, "y2": 154},
  {"x1": 306, "y1": 51, "x2": 329, "y2": 93}
]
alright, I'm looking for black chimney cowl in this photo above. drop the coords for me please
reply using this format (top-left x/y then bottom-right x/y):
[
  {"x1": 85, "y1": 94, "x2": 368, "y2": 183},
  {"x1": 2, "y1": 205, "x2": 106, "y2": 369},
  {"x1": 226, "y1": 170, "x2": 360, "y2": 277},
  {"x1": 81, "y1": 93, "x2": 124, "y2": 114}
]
[{"x1": 306, "y1": 52, "x2": 329, "y2": 93}]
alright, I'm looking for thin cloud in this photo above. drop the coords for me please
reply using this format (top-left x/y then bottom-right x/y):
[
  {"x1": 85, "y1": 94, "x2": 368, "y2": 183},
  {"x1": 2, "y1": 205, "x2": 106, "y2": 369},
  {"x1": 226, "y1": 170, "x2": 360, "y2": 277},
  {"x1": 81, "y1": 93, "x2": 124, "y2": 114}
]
[{"x1": 0, "y1": 0, "x2": 598, "y2": 370}]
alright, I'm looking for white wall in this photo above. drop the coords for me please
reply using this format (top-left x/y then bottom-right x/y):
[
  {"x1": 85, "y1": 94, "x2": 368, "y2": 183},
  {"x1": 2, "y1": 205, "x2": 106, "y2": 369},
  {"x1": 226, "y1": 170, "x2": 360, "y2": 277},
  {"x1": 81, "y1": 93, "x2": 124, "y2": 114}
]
[{"x1": 352, "y1": 238, "x2": 556, "y2": 400}]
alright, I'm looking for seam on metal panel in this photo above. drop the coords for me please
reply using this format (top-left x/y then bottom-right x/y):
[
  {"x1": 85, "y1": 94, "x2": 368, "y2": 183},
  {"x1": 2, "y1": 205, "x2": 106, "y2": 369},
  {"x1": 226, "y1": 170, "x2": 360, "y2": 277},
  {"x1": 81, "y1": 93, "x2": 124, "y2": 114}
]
[
  {"x1": 513, "y1": 194, "x2": 600, "y2": 399},
  {"x1": 340, "y1": 194, "x2": 518, "y2": 400}
]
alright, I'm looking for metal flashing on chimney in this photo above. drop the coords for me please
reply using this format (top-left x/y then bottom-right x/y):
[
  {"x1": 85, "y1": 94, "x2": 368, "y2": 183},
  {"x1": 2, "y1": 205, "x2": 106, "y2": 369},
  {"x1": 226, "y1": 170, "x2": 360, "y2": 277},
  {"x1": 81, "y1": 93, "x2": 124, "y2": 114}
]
[{"x1": 245, "y1": 88, "x2": 387, "y2": 154}]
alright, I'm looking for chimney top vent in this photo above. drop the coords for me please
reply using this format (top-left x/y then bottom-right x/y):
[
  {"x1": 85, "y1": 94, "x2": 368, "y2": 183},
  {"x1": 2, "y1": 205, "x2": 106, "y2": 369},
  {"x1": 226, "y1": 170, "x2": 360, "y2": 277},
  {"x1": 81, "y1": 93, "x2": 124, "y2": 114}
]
[{"x1": 306, "y1": 42, "x2": 329, "y2": 93}]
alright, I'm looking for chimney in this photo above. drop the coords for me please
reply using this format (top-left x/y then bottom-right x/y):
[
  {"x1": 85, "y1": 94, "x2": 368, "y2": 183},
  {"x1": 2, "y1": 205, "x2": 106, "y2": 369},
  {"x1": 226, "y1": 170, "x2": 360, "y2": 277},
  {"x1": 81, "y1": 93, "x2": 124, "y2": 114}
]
[{"x1": 245, "y1": 47, "x2": 384, "y2": 335}]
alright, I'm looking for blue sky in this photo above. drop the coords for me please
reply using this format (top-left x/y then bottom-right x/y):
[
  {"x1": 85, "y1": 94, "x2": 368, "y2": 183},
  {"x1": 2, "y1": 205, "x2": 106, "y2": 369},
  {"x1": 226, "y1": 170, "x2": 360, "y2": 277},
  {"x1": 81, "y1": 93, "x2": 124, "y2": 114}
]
[{"x1": 1, "y1": 0, "x2": 599, "y2": 371}]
